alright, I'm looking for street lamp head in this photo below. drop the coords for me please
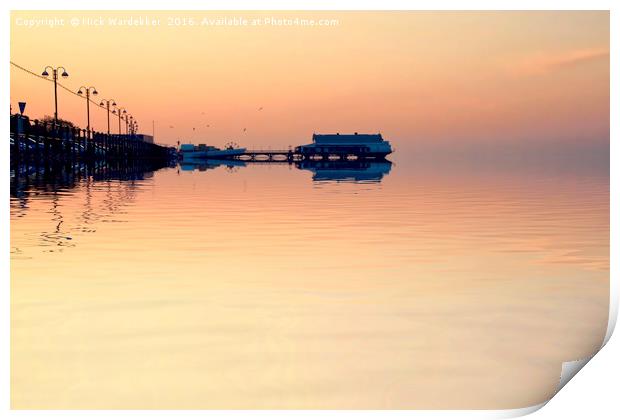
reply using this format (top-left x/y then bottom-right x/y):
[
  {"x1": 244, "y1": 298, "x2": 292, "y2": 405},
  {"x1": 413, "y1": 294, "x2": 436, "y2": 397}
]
[
  {"x1": 61, "y1": 71, "x2": 69, "y2": 78},
  {"x1": 99, "y1": 101, "x2": 105, "y2": 106},
  {"x1": 112, "y1": 101, "x2": 117, "y2": 107},
  {"x1": 41, "y1": 70, "x2": 49, "y2": 77},
  {"x1": 92, "y1": 89, "x2": 98, "y2": 96},
  {"x1": 77, "y1": 89, "x2": 84, "y2": 95}
]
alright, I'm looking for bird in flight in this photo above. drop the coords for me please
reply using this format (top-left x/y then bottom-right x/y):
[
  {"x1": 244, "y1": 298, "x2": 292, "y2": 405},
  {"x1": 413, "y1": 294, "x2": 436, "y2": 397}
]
[{"x1": 258, "y1": 107, "x2": 263, "y2": 111}]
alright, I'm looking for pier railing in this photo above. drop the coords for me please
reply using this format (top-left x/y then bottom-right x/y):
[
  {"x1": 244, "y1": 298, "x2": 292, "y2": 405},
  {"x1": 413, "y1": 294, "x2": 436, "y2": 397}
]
[{"x1": 10, "y1": 114, "x2": 173, "y2": 166}]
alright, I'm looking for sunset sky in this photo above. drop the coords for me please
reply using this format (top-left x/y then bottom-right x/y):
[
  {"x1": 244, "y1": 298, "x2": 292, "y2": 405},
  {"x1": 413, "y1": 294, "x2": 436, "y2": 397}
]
[{"x1": 10, "y1": 11, "x2": 609, "y2": 152}]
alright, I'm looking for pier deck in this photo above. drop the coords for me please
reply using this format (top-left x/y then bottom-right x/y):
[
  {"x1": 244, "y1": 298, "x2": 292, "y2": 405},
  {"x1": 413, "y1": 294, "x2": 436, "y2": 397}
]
[{"x1": 201, "y1": 150, "x2": 386, "y2": 162}]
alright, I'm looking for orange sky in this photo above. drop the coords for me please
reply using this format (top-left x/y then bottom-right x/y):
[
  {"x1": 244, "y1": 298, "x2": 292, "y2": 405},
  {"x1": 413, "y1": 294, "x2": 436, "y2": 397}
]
[{"x1": 10, "y1": 11, "x2": 609, "y2": 150}]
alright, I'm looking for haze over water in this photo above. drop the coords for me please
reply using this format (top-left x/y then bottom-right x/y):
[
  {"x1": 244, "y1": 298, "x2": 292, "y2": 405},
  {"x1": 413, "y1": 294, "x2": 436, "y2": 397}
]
[{"x1": 10, "y1": 152, "x2": 609, "y2": 409}]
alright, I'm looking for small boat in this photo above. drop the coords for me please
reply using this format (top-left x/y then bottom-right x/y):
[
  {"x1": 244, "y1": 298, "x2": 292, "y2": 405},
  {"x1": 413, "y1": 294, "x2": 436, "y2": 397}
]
[{"x1": 178, "y1": 143, "x2": 246, "y2": 160}]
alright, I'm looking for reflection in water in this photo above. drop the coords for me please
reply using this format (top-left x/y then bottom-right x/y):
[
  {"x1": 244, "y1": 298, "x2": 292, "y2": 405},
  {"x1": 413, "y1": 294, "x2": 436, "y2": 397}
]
[
  {"x1": 179, "y1": 158, "x2": 248, "y2": 172},
  {"x1": 179, "y1": 158, "x2": 393, "y2": 183},
  {"x1": 10, "y1": 157, "x2": 609, "y2": 409},
  {"x1": 297, "y1": 160, "x2": 392, "y2": 182},
  {"x1": 10, "y1": 163, "x2": 158, "y2": 255}
]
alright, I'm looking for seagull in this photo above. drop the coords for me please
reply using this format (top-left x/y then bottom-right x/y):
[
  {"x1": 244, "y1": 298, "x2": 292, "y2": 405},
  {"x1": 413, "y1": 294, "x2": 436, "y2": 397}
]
[
  {"x1": 258, "y1": 107, "x2": 263, "y2": 111},
  {"x1": 243, "y1": 128, "x2": 246, "y2": 132}
]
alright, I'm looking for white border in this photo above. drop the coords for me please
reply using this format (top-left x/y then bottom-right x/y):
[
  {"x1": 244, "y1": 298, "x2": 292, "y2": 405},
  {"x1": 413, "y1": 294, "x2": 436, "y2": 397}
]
[
  {"x1": 2, "y1": 1, "x2": 617, "y2": 419},
  {"x1": 1, "y1": 0, "x2": 618, "y2": 11}
]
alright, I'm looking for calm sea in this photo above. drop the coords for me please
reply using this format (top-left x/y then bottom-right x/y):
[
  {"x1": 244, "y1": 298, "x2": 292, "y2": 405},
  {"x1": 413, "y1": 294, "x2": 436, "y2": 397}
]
[{"x1": 10, "y1": 154, "x2": 609, "y2": 409}]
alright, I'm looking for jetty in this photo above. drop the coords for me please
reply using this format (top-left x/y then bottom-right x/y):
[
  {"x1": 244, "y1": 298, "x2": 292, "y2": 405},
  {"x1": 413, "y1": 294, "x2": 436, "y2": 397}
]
[
  {"x1": 10, "y1": 113, "x2": 174, "y2": 168},
  {"x1": 178, "y1": 133, "x2": 394, "y2": 162}
]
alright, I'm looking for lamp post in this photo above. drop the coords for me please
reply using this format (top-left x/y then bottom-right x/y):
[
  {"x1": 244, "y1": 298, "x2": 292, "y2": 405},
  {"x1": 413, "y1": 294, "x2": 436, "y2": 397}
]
[
  {"x1": 125, "y1": 114, "x2": 132, "y2": 136},
  {"x1": 41, "y1": 66, "x2": 69, "y2": 126},
  {"x1": 99, "y1": 99, "x2": 117, "y2": 135},
  {"x1": 77, "y1": 86, "x2": 98, "y2": 138},
  {"x1": 113, "y1": 107, "x2": 127, "y2": 135}
]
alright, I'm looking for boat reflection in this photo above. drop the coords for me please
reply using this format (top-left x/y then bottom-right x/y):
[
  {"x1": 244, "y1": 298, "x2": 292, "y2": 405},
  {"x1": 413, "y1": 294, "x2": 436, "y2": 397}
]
[
  {"x1": 179, "y1": 158, "x2": 393, "y2": 182},
  {"x1": 179, "y1": 158, "x2": 248, "y2": 172}
]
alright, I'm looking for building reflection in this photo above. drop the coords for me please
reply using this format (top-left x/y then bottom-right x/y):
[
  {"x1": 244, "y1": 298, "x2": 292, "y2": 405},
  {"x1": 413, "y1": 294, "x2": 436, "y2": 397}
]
[
  {"x1": 178, "y1": 158, "x2": 393, "y2": 183},
  {"x1": 11, "y1": 158, "x2": 393, "y2": 256},
  {"x1": 296, "y1": 160, "x2": 392, "y2": 182}
]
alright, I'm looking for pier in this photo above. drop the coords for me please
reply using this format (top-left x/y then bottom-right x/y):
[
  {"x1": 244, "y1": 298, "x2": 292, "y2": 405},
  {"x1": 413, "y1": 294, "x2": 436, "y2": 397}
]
[
  {"x1": 178, "y1": 133, "x2": 393, "y2": 162},
  {"x1": 10, "y1": 113, "x2": 174, "y2": 168},
  {"x1": 237, "y1": 149, "x2": 295, "y2": 161},
  {"x1": 181, "y1": 149, "x2": 389, "y2": 162}
]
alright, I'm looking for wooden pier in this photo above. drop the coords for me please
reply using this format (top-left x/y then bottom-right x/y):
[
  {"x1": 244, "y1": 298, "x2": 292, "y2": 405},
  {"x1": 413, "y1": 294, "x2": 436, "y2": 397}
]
[{"x1": 10, "y1": 114, "x2": 173, "y2": 167}]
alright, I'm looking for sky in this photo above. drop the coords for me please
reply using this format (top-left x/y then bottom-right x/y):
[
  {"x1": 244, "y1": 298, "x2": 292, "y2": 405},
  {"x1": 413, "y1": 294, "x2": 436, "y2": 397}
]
[{"x1": 10, "y1": 11, "x2": 610, "y2": 152}]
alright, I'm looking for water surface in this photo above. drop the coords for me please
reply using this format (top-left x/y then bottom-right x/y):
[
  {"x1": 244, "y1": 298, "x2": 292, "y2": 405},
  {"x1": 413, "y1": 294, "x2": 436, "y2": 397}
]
[{"x1": 10, "y1": 155, "x2": 609, "y2": 409}]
